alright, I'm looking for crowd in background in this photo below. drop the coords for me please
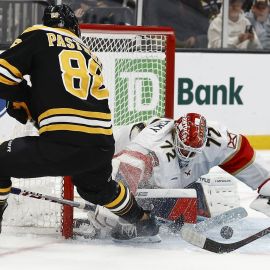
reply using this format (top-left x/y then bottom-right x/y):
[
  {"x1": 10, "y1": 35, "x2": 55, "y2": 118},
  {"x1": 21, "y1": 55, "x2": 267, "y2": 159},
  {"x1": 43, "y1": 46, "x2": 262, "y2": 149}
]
[
  {"x1": 70, "y1": 0, "x2": 136, "y2": 25},
  {"x1": 1, "y1": 0, "x2": 270, "y2": 49},
  {"x1": 66, "y1": 0, "x2": 270, "y2": 49}
]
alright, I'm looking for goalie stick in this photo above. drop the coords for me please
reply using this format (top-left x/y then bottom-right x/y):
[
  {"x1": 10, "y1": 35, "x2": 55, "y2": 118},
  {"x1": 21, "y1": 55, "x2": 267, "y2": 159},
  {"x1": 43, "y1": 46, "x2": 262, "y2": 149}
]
[
  {"x1": 157, "y1": 207, "x2": 247, "y2": 233},
  {"x1": 195, "y1": 207, "x2": 248, "y2": 232},
  {"x1": 180, "y1": 215, "x2": 270, "y2": 253}
]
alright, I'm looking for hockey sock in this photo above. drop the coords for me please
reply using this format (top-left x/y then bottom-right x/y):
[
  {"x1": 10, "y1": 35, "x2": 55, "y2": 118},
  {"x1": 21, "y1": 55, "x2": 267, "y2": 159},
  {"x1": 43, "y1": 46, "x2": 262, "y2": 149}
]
[
  {"x1": 0, "y1": 178, "x2": 12, "y2": 206},
  {"x1": 104, "y1": 182, "x2": 144, "y2": 224}
]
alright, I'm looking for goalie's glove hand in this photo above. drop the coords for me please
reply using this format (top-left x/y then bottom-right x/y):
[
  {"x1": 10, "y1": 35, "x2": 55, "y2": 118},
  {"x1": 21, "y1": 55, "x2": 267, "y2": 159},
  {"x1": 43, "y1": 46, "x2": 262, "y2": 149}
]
[
  {"x1": 6, "y1": 101, "x2": 31, "y2": 124},
  {"x1": 250, "y1": 179, "x2": 270, "y2": 217}
]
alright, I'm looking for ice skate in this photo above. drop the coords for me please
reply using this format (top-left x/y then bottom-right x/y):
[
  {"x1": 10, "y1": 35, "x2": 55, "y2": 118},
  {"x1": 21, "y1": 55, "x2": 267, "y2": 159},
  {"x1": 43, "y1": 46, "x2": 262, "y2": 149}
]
[{"x1": 111, "y1": 211, "x2": 161, "y2": 243}]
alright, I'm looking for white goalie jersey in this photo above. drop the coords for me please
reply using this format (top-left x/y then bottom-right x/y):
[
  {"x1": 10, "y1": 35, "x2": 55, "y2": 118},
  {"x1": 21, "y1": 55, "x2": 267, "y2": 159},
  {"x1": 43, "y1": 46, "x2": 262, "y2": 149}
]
[{"x1": 113, "y1": 118, "x2": 270, "y2": 193}]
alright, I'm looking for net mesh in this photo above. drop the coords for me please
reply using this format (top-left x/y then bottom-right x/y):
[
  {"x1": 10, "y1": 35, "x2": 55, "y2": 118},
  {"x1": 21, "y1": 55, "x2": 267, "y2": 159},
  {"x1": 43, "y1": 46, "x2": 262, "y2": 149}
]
[
  {"x1": 2, "y1": 122, "x2": 63, "y2": 231},
  {"x1": 82, "y1": 32, "x2": 167, "y2": 126}
]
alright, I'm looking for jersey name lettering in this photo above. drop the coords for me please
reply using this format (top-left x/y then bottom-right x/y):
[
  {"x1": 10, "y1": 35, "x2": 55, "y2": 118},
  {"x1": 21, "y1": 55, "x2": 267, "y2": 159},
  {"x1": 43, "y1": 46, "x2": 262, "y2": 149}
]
[
  {"x1": 46, "y1": 33, "x2": 90, "y2": 54},
  {"x1": 149, "y1": 120, "x2": 170, "y2": 133}
]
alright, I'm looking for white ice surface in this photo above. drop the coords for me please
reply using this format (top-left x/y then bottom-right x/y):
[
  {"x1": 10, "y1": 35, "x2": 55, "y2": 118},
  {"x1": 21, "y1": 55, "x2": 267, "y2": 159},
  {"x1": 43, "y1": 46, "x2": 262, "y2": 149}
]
[{"x1": 1, "y1": 151, "x2": 270, "y2": 270}]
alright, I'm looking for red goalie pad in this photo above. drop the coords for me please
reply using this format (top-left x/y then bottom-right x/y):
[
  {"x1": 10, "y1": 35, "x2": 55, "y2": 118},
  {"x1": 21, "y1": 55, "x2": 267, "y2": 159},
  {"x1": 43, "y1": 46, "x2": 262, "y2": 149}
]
[{"x1": 136, "y1": 189, "x2": 197, "y2": 224}]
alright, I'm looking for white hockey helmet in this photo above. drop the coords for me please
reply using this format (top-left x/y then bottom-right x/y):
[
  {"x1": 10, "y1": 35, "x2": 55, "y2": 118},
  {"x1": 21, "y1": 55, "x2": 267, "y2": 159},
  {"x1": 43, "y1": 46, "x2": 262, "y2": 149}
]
[{"x1": 173, "y1": 113, "x2": 208, "y2": 165}]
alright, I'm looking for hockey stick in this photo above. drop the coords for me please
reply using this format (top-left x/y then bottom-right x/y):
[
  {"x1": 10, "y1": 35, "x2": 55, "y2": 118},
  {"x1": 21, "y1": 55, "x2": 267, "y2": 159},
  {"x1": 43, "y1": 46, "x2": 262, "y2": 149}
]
[
  {"x1": 11, "y1": 187, "x2": 97, "y2": 212},
  {"x1": 195, "y1": 207, "x2": 248, "y2": 232},
  {"x1": 180, "y1": 221, "x2": 270, "y2": 253},
  {"x1": 156, "y1": 207, "x2": 247, "y2": 233}
]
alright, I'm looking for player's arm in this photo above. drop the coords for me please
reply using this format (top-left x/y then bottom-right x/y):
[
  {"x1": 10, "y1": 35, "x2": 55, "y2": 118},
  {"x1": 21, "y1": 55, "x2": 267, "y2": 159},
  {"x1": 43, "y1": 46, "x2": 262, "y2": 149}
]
[
  {"x1": 219, "y1": 133, "x2": 270, "y2": 189},
  {"x1": 0, "y1": 80, "x2": 30, "y2": 102},
  {"x1": 221, "y1": 134, "x2": 270, "y2": 217},
  {"x1": 208, "y1": 123, "x2": 270, "y2": 217},
  {"x1": 0, "y1": 28, "x2": 38, "y2": 101},
  {"x1": 211, "y1": 123, "x2": 270, "y2": 190},
  {"x1": 0, "y1": 29, "x2": 39, "y2": 123}
]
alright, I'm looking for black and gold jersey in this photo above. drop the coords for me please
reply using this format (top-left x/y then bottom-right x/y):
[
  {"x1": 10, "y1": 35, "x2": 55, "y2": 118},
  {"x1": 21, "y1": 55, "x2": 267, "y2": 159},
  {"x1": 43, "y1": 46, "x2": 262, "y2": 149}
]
[{"x1": 0, "y1": 25, "x2": 114, "y2": 146}]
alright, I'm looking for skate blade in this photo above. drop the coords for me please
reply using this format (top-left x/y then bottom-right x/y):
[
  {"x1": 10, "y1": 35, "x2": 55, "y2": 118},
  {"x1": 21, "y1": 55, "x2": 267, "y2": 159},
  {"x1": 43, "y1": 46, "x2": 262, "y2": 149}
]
[{"x1": 112, "y1": 234, "x2": 161, "y2": 244}]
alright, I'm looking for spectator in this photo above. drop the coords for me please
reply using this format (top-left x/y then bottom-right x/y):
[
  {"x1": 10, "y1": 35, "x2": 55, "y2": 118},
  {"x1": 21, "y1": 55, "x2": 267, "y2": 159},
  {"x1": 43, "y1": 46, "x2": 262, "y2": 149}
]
[
  {"x1": 201, "y1": 0, "x2": 221, "y2": 19},
  {"x1": 246, "y1": 0, "x2": 270, "y2": 49},
  {"x1": 143, "y1": 0, "x2": 210, "y2": 48},
  {"x1": 242, "y1": 0, "x2": 254, "y2": 11},
  {"x1": 74, "y1": 0, "x2": 134, "y2": 25},
  {"x1": 208, "y1": 0, "x2": 262, "y2": 49},
  {"x1": 74, "y1": 0, "x2": 97, "y2": 23}
]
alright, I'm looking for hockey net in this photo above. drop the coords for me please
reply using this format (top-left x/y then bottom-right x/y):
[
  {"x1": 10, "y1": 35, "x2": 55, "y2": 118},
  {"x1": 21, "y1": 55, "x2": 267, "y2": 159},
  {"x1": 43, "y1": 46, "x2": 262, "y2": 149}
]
[{"x1": 1, "y1": 24, "x2": 175, "y2": 238}]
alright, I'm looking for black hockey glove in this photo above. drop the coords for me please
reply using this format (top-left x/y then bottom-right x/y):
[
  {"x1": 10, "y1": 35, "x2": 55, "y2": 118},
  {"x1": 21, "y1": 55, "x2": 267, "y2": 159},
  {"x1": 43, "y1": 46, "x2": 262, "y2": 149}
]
[
  {"x1": 6, "y1": 101, "x2": 30, "y2": 124},
  {"x1": 0, "y1": 79, "x2": 31, "y2": 102}
]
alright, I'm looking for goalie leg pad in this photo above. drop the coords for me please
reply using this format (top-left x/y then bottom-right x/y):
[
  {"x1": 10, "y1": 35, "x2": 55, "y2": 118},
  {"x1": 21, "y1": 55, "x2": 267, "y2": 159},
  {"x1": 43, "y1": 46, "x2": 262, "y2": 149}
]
[
  {"x1": 195, "y1": 173, "x2": 240, "y2": 217},
  {"x1": 136, "y1": 188, "x2": 197, "y2": 224}
]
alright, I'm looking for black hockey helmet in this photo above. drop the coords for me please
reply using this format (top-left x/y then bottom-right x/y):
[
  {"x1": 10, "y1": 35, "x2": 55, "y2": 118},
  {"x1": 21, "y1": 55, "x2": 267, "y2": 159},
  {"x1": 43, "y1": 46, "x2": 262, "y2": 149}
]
[{"x1": 42, "y1": 4, "x2": 81, "y2": 37}]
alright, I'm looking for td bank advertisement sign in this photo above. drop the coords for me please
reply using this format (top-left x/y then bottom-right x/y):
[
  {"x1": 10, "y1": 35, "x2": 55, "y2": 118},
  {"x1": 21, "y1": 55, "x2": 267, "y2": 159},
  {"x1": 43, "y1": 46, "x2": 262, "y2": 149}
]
[{"x1": 174, "y1": 52, "x2": 269, "y2": 135}]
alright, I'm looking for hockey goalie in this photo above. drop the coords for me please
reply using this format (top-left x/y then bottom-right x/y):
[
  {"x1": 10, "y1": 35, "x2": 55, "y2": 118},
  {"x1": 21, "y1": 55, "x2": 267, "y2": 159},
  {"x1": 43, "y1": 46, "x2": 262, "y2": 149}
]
[{"x1": 84, "y1": 113, "x2": 270, "y2": 238}]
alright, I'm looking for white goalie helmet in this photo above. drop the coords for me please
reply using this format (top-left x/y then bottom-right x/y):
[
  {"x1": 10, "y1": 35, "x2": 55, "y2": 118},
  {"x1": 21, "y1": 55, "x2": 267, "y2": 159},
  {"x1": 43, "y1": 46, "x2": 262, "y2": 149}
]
[{"x1": 173, "y1": 113, "x2": 208, "y2": 167}]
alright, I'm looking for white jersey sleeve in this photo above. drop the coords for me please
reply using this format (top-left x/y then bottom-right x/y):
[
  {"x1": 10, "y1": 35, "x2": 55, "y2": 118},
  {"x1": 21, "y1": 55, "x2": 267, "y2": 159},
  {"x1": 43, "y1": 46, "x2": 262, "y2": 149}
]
[{"x1": 208, "y1": 121, "x2": 270, "y2": 190}]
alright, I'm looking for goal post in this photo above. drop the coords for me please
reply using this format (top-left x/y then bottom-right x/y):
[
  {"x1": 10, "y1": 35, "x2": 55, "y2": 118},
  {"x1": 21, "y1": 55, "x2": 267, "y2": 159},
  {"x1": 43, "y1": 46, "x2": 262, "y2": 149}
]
[{"x1": 2, "y1": 24, "x2": 176, "y2": 239}]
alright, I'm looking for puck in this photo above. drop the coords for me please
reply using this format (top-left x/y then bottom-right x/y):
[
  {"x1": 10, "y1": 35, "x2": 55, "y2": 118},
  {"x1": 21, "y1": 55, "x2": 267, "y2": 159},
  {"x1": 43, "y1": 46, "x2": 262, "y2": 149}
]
[{"x1": 220, "y1": 226, "x2": 233, "y2": 239}]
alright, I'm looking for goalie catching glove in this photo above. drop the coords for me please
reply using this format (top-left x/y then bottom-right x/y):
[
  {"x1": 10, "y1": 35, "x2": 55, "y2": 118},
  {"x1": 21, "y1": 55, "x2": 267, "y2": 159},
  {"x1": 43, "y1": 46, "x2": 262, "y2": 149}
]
[{"x1": 250, "y1": 178, "x2": 270, "y2": 217}]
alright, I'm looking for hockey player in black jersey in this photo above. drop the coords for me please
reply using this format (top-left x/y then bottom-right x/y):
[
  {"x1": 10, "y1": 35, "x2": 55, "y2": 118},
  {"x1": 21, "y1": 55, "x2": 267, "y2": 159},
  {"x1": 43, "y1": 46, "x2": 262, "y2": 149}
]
[{"x1": 0, "y1": 4, "x2": 160, "y2": 242}]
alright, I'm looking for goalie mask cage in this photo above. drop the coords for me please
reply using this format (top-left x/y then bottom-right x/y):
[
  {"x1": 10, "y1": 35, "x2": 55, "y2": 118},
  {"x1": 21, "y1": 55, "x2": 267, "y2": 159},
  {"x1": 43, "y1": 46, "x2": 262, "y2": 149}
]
[{"x1": 2, "y1": 24, "x2": 175, "y2": 238}]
